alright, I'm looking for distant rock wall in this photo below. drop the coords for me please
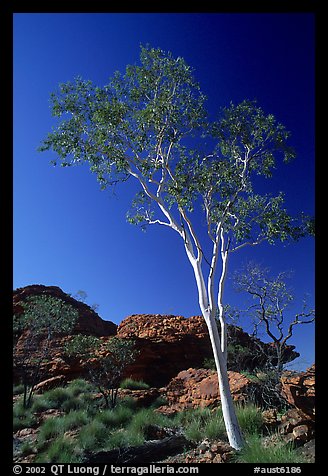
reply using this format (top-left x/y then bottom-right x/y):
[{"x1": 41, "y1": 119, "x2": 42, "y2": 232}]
[{"x1": 13, "y1": 285, "x2": 301, "y2": 388}]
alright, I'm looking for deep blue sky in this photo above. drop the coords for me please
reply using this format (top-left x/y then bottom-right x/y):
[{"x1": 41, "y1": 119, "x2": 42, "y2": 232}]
[{"x1": 13, "y1": 13, "x2": 315, "y2": 370}]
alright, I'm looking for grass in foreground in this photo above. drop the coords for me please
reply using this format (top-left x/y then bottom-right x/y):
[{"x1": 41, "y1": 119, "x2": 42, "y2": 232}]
[
  {"x1": 14, "y1": 379, "x2": 309, "y2": 464},
  {"x1": 232, "y1": 433, "x2": 307, "y2": 463}
]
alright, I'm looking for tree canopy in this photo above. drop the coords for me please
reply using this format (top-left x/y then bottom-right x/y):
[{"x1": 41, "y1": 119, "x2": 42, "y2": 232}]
[{"x1": 39, "y1": 45, "x2": 312, "y2": 258}]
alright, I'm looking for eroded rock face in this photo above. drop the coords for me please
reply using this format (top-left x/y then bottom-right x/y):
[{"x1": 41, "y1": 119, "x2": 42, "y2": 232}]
[
  {"x1": 117, "y1": 314, "x2": 299, "y2": 386},
  {"x1": 280, "y1": 365, "x2": 315, "y2": 418},
  {"x1": 118, "y1": 315, "x2": 213, "y2": 387},
  {"x1": 12, "y1": 287, "x2": 302, "y2": 389}
]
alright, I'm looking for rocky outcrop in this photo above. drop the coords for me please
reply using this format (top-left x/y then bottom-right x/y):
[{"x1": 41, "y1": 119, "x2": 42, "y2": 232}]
[
  {"x1": 13, "y1": 285, "x2": 117, "y2": 337},
  {"x1": 12, "y1": 286, "x2": 301, "y2": 389},
  {"x1": 279, "y1": 408, "x2": 315, "y2": 444},
  {"x1": 13, "y1": 285, "x2": 117, "y2": 384},
  {"x1": 157, "y1": 367, "x2": 257, "y2": 414},
  {"x1": 280, "y1": 364, "x2": 315, "y2": 418},
  {"x1": 118, "y1": 314, "x2": 213, "y2": 386}
]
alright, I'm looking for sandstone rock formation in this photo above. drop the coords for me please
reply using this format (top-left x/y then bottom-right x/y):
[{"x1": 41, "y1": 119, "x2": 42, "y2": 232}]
[
  {"x1": 13, "y1": 285, "x2": 300, "y2": 389},
  {"x1": 118, "y1": 314, "x2": 213, "y2": 386},
  {"x1": 280, "y1": 364, "x2": 315, "y2": 418}
]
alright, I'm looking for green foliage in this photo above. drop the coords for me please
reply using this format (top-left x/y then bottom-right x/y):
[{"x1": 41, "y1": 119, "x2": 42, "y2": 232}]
[
  {"x1": 44, "y1": 387, "x2": 72, "y2": 407},
  {"x1": 128, "y1": 407, "x2": 172, "y2": 434},
  {"x1": 202, "y1": 357, "x2": 216, "y2": 370},
  {"x1": 16, "y1": 295, "x2": 78, "y2": 337},
  {"x1": 14, "y1": 378, "x2": 302, "y2": 463},
  {"x1": 38, "y1": 45, "x2": 312, "y2": 246},
  {"x1": 13, "y1": 399, "x2": 38, "y2": 431},
  {"x1": 77, "y1": 420, "x2": 111, "y2": 451},
  {"x1": 120, "y1": 378, "x2": 150, "y2": 390},
  {"x1": 20, "y1": 440, "x2": 35, "y2": 456},
  {"x1": 232, "y1": 433, "x2": 307, "y2": 463},
  {"x1": 14, "y1": 295, "x2": 79, "y2": 409},
  {"x1": 13, "y1": 384, "x2": 25, "y2": 395},
  {"x1": 63, "y1": 334, "x2": 140, "y2": 409},
  {"x1": 63, "y1": 335, "x2": 101, "y2": 359},
  {"x1": 36, "y1": 436, "x2": 82, "y2": 463},
  {"x1": 65, "y1": 378, "x2": 95, "y2": 396},
  {"x1": 235, "y1": 403, "x2": 263, "y2": 435},
  {"x1": 88, "y1": 337, "x2": 139, "y2": 409},
  {"x1": 173, "y1": 407, "x2": 225, "y2": 442},
  {"x1": 95, "y1": 405, "x2": 134, "y2": 428}
]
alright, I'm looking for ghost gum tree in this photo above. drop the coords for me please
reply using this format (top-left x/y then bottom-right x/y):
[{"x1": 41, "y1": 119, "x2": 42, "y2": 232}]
[{"x1": 39, "y1": 46, "x2": 313, "y2": 450}]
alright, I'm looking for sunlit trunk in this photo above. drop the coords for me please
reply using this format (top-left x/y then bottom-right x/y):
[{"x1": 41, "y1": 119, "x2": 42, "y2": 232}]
[{"x1": 205, "y1": 311, "x2": 244, "y2": 450}]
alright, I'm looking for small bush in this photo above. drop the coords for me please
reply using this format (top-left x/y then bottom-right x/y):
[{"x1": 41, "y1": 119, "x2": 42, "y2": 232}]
[
  {"x1": 31, "y1": 396, "x2": 54, "y2": 413},
  {"x1": 150, "y1": 395, "x2": 168, "y2": 409},
  {"x1": 62, "y1": 410, "x2": 90, "y2": 430},
  {"x1": 38, "y1": 410, "x2": 90, "y2": 447},
  {"x1": 118, "y1": 396, "x2": 139, "y2": 411},
  {"x1": 120, "y1": 378, "x2": 150, "y2": 390},
  {"x1": 203, "y1": 411, "x2": 225, "y2": 440},
  {"x1": 105, "y1": 429, "x2": 144, "y2": 450},
  {"x1": 61, "y1": 396, "x2": 86, "y2": 413},
  {"x1": 202, "y1": 357, "x2": 216, "y2": 370},
  {"x1": 128, "y1": 408, "x2": 172, "y2": 436},
  {"x1": 20, "y1": 440, "x2": 35, "y2": 456}
]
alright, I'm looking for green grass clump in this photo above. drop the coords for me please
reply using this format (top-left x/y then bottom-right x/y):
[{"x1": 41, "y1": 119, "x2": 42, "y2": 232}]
[
  {"x1": 128, "y1": 408, "x2": 172, "y2": 435},
  {"x1": 77, "y1": 420, "x2": 111, "y2": 452},
  {"x1": 20, "y1": 440, "x2": 35, "y2": 456},
  {"x1": 36, "y1": 435, "x2": 82, "y2": 463},
  {"x1": 31, "y1": 395, "x2": 54, "y2": 413},
  {"x1": 120, "y1": 378, "x2": 150, "y2": 390},
  {"x1": 174, "y1": 407, "x2": 225, "y2": 442},
  {"x1": 65, "y1": 379, "x2": 94, "y2": 396},
  {"x1": 94, "y1": 405, "x2": 134, "y2": 429},
  {"x1": 233, "y1": 433, "x2": 307, "y2": 463},
  {"x1": 42, "y1": 387, "x2": 72, "y2": 408},
  {"x1": 37, "y1": 416, "x2": 66, "y2": 444},
  {"x1": 37, "y1": 410, "x2": 90, "y2": 448},
  {"x1": 104, "y1": 428, "x2": 145, "y2": 451},
  {"x1": 13, "y1": 400, "x2": 38, "y2": 431},
  {"x1": 235, "y1": 402, "x2": 263, "y2": 435},
  {"x1": 17, "y1": 377, "x2": 302, "y2": 465}
]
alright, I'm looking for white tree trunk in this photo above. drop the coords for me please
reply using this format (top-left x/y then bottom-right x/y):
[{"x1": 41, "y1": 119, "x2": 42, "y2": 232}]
[
  {"x1": 205, "y1": 312, "x2": 244, "y2": 450},
  {"x1": 186, "y1": 235, "x2": 244, "y2": 450}
]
